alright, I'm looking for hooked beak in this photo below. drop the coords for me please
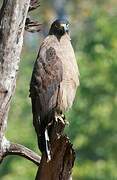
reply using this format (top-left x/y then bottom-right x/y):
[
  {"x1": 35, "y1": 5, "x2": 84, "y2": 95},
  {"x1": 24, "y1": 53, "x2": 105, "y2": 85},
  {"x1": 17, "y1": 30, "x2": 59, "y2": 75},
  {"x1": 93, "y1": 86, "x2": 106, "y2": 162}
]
[{"x1": 61, "y1": 24, "x2": 69, "y2": 32}]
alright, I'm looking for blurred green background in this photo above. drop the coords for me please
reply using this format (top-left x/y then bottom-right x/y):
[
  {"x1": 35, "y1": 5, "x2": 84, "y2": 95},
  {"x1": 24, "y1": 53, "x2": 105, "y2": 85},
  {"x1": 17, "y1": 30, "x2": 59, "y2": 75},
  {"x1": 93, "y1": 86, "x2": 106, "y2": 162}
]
[{"x1": 0, "y1": 0, "x2": 117, "y2": 179}]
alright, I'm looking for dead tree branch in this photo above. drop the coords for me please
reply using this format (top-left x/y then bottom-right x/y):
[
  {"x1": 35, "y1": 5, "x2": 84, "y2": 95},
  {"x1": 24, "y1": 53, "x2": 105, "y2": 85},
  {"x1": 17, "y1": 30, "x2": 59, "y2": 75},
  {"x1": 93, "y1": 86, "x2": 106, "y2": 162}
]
[
  {"x1": 25, "y1": 0, "x2": 41, "y2": 33},
  {"x1": 29, "y1": 0, "x2": 40, "y2": 12},
  {"x1": 35, "y1": 118, "x2": 75, "y2": 180},
  {"x1": 0, "y1": 0, "x2": 40, "y2": 167},
  {"x1": 2, "y1": 141, "x2": 41, "y2": 165},
  {"x1": 25, "y1": 17, "x2": 41, "y2": 32}
]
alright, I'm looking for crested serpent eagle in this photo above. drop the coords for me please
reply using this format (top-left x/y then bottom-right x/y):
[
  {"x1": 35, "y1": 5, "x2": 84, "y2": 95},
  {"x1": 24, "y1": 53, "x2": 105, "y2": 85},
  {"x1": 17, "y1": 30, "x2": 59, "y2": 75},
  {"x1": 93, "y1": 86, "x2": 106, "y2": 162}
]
[{"x1": 29, "y1": 19, "x2": 80, "y2": 160}]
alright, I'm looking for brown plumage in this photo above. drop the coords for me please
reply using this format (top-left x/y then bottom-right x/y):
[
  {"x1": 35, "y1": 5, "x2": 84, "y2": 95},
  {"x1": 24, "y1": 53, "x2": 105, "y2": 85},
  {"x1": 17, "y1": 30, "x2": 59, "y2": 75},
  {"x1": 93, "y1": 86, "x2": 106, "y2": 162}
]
[{"x1": 29, "y1": 19, "x2": 80, "y2": 160}]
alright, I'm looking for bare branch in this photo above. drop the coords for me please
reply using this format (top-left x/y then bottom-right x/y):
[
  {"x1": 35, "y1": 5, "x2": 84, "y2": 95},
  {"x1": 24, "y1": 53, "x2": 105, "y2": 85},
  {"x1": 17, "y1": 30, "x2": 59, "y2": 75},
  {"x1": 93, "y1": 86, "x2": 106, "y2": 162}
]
[
  {"x1": 29, "y1": 0, "x2": 40, "y2": 12},
  {"x1": 0, "y1": 137, "x2": 41, "y2": 166},
  {"x1": 4, "y1": 142, "x2": 41, "y2": 166},
  {"x1": 25, "y1": 17, "x2": 42, "y2": 32}
]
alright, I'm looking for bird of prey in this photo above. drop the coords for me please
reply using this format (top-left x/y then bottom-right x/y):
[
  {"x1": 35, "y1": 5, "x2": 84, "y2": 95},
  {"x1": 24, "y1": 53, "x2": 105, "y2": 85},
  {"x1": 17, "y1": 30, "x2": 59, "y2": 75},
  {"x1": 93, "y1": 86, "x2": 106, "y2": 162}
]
[{"x1": 29, "y1": 19, "x2": 80, "y2": 160}]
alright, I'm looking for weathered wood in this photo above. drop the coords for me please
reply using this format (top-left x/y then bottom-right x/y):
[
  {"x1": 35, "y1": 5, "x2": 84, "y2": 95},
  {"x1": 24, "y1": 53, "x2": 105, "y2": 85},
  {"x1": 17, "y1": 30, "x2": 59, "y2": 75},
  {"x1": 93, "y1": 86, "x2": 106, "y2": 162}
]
[
  {"x1": 25, "y1": 17, "x2": 42, "y2": 32},
  {"x1": 29, "y1": 0, "x2": 40, "y2": 12},
  {"x1": 3, "y1": 142, "x2": 41, "y2": 165},
  {"x1": 0, "y1": 0, "x2": 41, "y2": 165},
  {"x1": 36, "y1": 118, "x2": 75, "y2": 180},
  {"x1": 0, "y1": 0, "x2": 29, "y2": 149}
]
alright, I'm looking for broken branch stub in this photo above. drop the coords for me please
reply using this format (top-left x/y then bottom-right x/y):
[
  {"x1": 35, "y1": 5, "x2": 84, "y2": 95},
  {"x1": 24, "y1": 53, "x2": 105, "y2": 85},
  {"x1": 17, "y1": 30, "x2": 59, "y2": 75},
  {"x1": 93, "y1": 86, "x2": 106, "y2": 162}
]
[{"x1": 36, "y1": 118, "x2": 75, "y2": 180}]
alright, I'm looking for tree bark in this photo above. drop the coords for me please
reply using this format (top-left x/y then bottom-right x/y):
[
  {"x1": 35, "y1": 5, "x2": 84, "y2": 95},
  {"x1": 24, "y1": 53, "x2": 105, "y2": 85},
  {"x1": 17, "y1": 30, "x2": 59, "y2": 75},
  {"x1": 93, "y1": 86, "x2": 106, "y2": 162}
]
[
  {"x1": 0, "y1": 0, "x2": 40, "y2": 165},
  {"x1": 36, "y1": 118, "x2": 75, "y2": 180}
]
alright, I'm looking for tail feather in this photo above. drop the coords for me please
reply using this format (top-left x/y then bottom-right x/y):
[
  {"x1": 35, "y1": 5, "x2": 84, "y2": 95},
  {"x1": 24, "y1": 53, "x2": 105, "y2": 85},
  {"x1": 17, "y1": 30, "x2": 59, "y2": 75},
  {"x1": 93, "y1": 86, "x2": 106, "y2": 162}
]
[
  {"x1": 31, "y1": 98, "x2": 54, "y2": 161},
  {"x1": 33, "y1": 116, "x2": 52, "y2": 161},
  {"x1": 45, "y1": 129, "x2": 51, "y2": 161}
]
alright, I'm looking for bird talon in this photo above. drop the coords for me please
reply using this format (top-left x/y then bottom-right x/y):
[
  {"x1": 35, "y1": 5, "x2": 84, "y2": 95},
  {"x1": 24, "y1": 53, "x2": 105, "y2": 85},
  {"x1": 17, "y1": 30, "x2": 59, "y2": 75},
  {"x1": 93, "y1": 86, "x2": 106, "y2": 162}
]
[
  {"x1": 55, "y1": 116, "x2": 58, "y2": 122},
  {"x1": 55, "y1": 115, "x2": 65, "y2": 124},
  {"x1": 61, "y1": 114, "x2": 65, "y2": 120}
]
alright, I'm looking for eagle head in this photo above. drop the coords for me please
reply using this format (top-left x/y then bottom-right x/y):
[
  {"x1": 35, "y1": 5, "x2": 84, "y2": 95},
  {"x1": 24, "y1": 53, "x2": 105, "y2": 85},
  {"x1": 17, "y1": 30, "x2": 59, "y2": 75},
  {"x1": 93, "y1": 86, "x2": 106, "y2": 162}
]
[{"x1": 49, "y1": 19, "x2": 69, "y2": 37}]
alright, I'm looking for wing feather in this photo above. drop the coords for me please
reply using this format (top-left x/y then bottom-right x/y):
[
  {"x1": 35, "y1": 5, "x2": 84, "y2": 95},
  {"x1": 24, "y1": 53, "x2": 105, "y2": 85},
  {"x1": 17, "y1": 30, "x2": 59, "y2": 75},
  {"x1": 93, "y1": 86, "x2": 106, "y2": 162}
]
[
  {"x1": 30, "y1": 42, "x2": 63, "y2": 126},
  {"x1": 30, "y1": 38, "x2": 63, "y2": 152}
]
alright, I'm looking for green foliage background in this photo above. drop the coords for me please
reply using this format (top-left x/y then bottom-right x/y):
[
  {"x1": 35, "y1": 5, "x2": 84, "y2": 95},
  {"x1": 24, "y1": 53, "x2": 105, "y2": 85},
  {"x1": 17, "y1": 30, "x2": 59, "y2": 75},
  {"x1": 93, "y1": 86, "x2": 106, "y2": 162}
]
[{"x1": 0, "y1": 0, "x2": 117, "y2": 179}]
